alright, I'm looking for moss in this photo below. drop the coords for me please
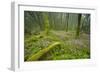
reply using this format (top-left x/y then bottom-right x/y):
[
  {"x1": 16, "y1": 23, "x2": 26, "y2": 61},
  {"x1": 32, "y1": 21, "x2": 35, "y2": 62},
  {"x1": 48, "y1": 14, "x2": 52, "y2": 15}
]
[
  {"x1": 27, "y1": 42, "x2": 61, "y2": 61},
  {"x1": 24, "y1": 31, "x2": 90, "y2": 61}
]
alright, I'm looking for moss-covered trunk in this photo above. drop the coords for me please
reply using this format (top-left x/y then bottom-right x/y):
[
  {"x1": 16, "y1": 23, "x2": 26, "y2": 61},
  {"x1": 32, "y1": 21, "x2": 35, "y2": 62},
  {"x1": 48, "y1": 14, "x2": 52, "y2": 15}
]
[
  {"x1": 43, "y1": 13, "x2": 50, "y2": 35},
  {"x1": 27, "y1": 42, "x2": 61, "y2": 61}
]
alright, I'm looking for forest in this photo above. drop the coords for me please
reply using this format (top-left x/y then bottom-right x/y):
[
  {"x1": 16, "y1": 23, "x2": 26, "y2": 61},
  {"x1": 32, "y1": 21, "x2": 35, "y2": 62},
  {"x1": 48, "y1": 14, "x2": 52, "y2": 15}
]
[{"x1": 24, "y1": 11, "x2": 90, "y2": 61}]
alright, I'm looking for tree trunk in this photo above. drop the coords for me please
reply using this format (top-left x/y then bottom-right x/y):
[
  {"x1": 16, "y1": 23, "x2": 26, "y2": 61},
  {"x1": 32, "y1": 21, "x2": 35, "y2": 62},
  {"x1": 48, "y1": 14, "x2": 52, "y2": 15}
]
[
  {"x1": 76, "y1": 14, "x2": 82, "y2": 37},
  {"x1": 66, "y1": 14, "x2": 69, "y2": 31},
  {"x1": 43, "y1": 13, "x2": 50, "y2": 35}
]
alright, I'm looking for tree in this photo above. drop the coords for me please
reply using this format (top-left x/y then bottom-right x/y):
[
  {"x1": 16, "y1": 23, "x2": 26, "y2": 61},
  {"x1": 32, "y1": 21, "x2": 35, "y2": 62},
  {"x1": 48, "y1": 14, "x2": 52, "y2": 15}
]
[
  {"x1": 76, "y1": 14, "x2": 82, "y2": 37},
  {"x1": 42, "y1": 12, "x2": 50, "y2": 35},
  {"x1": 81, "y1": 14, "x2": 90, "y2": 34},
  {"x1": 66, "y1": 13, "x2": 69, "y2": 31}
]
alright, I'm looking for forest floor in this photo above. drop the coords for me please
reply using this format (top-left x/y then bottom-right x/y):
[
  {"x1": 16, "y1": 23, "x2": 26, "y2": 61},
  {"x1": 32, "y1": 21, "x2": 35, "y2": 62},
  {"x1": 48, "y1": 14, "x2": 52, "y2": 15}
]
[{"x1": 24, "y1": 30, "x2": 90, "y2": 61}]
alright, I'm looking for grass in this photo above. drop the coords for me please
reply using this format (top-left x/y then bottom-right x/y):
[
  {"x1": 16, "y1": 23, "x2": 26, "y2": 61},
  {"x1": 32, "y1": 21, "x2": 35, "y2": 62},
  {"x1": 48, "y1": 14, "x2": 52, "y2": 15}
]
[{"x1": 24, "y1": 30, "x2": 90, "y2": 61}]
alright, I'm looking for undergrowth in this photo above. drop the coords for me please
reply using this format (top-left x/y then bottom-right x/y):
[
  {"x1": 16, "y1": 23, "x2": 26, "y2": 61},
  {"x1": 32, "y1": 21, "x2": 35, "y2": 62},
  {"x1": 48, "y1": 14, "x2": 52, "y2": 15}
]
[{"x1": 24, "y1": 31, "x2": 90, "y2": 61}]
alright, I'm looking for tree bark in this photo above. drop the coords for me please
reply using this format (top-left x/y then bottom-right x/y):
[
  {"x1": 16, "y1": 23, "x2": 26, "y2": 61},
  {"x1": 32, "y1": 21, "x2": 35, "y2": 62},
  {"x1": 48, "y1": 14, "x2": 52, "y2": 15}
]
[
  {"x1": 76, "y1": 14, "x2": 82, "y2": 37},
  {"x1": 66, "y1": 14, "x2": 69, "y2": 31}
]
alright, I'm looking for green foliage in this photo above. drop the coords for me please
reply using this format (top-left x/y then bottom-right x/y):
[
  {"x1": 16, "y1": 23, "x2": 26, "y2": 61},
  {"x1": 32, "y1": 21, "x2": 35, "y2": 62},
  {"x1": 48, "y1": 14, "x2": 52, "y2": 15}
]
[
  {"x1": 24, "y1": 31, "x2": 90, "y2": 61},
  {"x1": 27, "y1": 42, "x2": 61, "y2": 61},
  {"x1": 24, "y1": 11, "x2": 90, "y2": 61}
]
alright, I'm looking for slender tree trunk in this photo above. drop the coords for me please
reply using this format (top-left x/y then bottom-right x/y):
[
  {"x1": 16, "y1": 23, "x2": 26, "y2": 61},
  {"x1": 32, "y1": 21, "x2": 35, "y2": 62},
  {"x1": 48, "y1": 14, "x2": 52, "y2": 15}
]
[
  {"x1": 76, "y1": 14, "x2": 82, "y2": 37},
  {"x1": 66, "y1": 14, "x2": 69, "y2": 31},
  {"x1": 81, "y1": 16, "x2": 85, "y2": 32}
]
